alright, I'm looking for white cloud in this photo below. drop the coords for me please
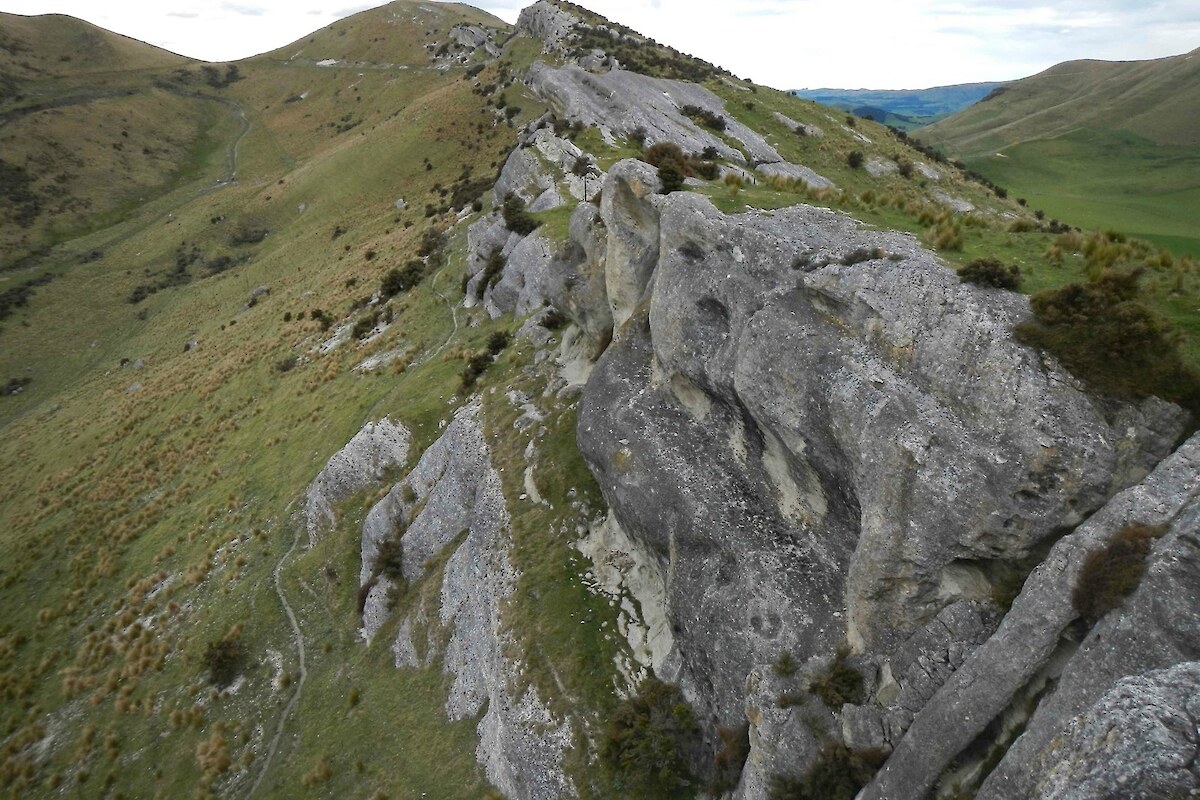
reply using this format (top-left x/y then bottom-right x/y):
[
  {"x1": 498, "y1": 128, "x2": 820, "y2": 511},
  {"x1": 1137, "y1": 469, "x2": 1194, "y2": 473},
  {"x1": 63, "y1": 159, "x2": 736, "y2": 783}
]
[{"x1": 0, "y1": 0, "x2": 1195, "y2": 88}]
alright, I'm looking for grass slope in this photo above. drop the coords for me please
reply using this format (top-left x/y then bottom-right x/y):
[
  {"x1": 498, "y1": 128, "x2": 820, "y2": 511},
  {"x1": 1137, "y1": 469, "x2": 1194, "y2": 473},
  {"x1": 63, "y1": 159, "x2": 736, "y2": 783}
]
[
  {"x1": 1, "y1": 3, "x2": 1199, "y2": 799},
  {"x1": 918, "y1": 48, "x2": 1200, "y2": 256}
]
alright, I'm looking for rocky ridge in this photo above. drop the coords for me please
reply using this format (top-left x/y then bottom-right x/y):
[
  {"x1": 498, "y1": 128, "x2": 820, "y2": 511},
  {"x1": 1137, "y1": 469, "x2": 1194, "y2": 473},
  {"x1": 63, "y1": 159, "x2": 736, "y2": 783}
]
[{"x1": 304, "y1": 3, "x2": 1200, "y2": 797}]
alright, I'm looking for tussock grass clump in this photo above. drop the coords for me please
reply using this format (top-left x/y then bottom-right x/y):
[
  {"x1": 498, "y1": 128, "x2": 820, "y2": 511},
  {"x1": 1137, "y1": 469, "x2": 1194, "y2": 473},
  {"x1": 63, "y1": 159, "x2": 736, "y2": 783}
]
[
  {"x1": 959, "y1": 257, "x2": 1022, "y2": 290},
  {"x1": 1072, "y1": 522, "x2": 1165, "y2": 623},
  {"x1": 1015, "y1": 269, "x2": 1200, "y2": 414},
  {"x1": 602, "y1": 676, "x2": 699, "y2": 794}
]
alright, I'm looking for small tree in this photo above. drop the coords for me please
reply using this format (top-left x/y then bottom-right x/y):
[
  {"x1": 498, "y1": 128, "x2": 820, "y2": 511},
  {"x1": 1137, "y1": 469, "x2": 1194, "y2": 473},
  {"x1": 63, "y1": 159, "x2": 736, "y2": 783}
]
[{"x1": 847, "y1": 151, "x2": 864, "y2": 169}]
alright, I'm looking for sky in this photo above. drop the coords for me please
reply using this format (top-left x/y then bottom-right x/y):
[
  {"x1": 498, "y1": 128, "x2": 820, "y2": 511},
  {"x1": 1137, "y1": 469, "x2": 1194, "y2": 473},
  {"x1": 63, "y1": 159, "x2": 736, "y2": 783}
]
[{"x1": 2, "y1": 0, "x2": 1198, "y2": 90}]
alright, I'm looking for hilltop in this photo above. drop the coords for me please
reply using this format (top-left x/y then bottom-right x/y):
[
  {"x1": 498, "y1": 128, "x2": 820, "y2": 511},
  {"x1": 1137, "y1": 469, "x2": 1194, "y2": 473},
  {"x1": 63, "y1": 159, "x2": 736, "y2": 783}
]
[
  {"x1": 919, "y1": 48, "x2": 1200, "y2": 255},
  {"x1": 1, "y1": 3, "x2": 1198, "y2": 800}
]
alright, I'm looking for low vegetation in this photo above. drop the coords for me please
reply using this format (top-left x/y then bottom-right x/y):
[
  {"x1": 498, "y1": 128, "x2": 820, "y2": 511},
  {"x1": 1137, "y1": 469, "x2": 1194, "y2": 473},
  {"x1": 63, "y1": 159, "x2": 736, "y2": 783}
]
[
  {"x1": 1072, "y1": 522, "x2": 1165, "y2": 623},
  {"x1": 768, "y1": 744, "x2": 887, "y2": 800},
  {"x1": 1015, "y1": 269, "x2": 1200, "y2": 415},
  {"x1": 959, "y1": 256, "x2": 1022, "y2": 290},
  {"x1": 601, "y1": 677, "x2": 699, "y2": 794},
  {"x1": 809, "y1": 651, "x2": 865, "y2": 709}
]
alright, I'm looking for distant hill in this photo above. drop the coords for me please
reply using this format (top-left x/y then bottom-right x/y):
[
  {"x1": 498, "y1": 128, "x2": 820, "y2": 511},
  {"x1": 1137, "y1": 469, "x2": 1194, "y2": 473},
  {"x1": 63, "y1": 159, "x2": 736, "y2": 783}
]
[
  {"x1": 919, "y1": 48, "x2": 1200, "y2": 255},
  {"x1": 791, "y1": 82, "x2": 1005, "y2": 129}
]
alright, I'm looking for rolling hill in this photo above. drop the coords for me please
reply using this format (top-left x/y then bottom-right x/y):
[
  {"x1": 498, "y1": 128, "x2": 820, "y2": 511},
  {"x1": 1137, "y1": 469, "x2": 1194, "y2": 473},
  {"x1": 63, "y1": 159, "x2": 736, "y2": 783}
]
[
  {"x1": 791, "y1": 82, "x2": 1005, "y2": 129},
  {"x1": 1, "y1": 3, "x2": 1199, "y2": 800},
  {"x1": 919, "y1": 48, "x2": 1200, "y2": 255}
]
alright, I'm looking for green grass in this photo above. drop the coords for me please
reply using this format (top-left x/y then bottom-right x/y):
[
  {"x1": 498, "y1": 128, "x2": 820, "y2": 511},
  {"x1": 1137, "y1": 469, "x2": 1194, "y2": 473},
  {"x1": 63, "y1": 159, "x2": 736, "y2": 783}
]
[{"x1": 967, "y1": 128, "x2": 1200, "y2": 257}]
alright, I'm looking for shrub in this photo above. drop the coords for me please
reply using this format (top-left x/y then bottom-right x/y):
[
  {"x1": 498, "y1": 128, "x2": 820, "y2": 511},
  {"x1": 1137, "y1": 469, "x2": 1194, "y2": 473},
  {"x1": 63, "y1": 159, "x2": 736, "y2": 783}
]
[
  {"x1": 1015, "y1": 269, "x2": 1200, "y2": 413},
  {"x1": 768, "y1": 744, "x2": 886, "y2": 800},
  {"x1": 460, "y1": 351, "x2": 493, "y2": 390},
  {"x1": 680, "y1": 104, "x2": 726, "y2": 131},
  {"x1": 630, "y1": 126, "x2": 648, "y2": 148},
  {"x1": 381, "y1": 260, "x2": 427, "y2": 298},
  {"x1": 602, "y1": 677, "x2": 699, "y2": 793},
  {"x1": 502, "y1": 193, "x2": 540, "y2": 236},
  {"x1": 374, "y1": 537, "x2": 404, "y2": 581},
  {"x1": 351, "y1": 312, "x2": 380, "y2": 340},
  {"x1": 644, "y1": 141, "x2": 687, "y2": 169},
  {"x1": 809, "y1": 651, "x2": 864, "y2": 709},
  {"x1": 274, "y1": 356, "x2": 298, "y2": 373},
  {"x1": 1072, "y1": 523, "x2": 1164, "y2": 623},
  {"x1": 846, "y1": 151, "x2": 864, "y2": 169},
  {"x1": 711, "y1": 724, "x2": 751, "y2": 793},
  {"x1": 487, "y1": 330, "x2": 511, "y2": 354},
  {"x1": 202, "y1": 637, "x2": 246, "y2": 687},
  {"x1": 658, "y1": 162, "x2": 685, "y2": 194},
  {"x1": 959, "y1": 257, "x2": 1022, "y2": 290},
  {"x1": 476, "y1": 247, "x2": 506, "y2": 300}
]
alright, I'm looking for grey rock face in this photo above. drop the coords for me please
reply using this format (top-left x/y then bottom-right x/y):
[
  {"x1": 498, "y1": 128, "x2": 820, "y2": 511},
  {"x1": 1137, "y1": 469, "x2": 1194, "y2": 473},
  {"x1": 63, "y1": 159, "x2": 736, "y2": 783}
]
[
  {"x1": 359, "y1": 403, "x2": 574, "y2": 800},
  {"x1": 864, "y1": 433, "x2": 1200, "y2": 800},
  {"x1": 528, "y1": 61, "x2": 819, "y2": 178},
  {"x1": 515, "y1": 0, "x2": 580, "y2": 53},
  {"x1": 1027, "y1": 662, "x2": 1200, "y2": 800},
  {"x1": 304, "y1": 418, "x2": 410, "y2": 545},
  {"x1": 564, "y1": 161, "x2": 1183, "y2": 746},
  {"x1": 739, "y1": 666, "x2": 840, "y2": 800},
  {"x1": 979, "y1": 464, "x2": 1200, "y2": 799}
]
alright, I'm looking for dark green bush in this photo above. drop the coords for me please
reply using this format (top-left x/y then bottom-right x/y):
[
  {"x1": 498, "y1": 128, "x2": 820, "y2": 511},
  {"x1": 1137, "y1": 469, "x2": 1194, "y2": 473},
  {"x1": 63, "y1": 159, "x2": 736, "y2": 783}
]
[
  {"x1": 487, "y1": 330, "x2": 511, "y2": 354},
  {"x1": 602, "y1": 676, "x2": 699, "y2": 794},
  {"x1": 959, "y1": 257, "x2": 1022, "y2": 290},
  {"x1": 375, "y1": 537, "x2": 404, "y2": 581},
  {"x1": 381, "y1": 259, "x2": 427, "y2": 298},
  {"x1": 502, "y1": 193, "x2": 540, "y2": 236},
  {"x1": 203, "y1": 637, "x2": 247, "y2": 687},
  {"x1": 768, "y1": 744, "x2": 886, "y2": 800},
  {"x1": 460, "y1": 351, "x2": 493, "y2": 390},
  {"x1": 847, "y1": 151, "x2": 864, "y2": 169},
  {"x1": 476, "y1": 247, "x2": 506, "y2": 300},
  {"x1": 1072, "y1": 522, "x2": 1164, "y2": 623},
  {"x1": 773, "y1": 651, "x2": 798, "y2": 677},
  {"x1": 809, "y1": 652, "x2": 864, "y2": 709},
  {"x1": 680, "y1": 104, "x2": 726, "y2": 131},
  {"x1": 1015, "y1": 269, "x2": 1200, "y2": 414},
  {"x1": 658, "y1": 162, "x2": 685, "y2": 194}
]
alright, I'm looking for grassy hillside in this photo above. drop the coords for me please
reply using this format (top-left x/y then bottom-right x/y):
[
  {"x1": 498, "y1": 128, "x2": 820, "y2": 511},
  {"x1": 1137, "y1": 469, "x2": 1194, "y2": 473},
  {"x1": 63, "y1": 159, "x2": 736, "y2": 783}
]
[
  {"x1": 919, "y1": 48, "x2": 1200, "y2": 255},
  {"x1": 1, "y1": 2, "x2": 1199, "y2": 798}
]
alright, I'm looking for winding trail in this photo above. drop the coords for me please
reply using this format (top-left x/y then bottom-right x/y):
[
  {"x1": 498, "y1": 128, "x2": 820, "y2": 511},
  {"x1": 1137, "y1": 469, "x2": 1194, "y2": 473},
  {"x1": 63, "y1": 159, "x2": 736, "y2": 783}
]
[
  {"x1": 246, "y1": 520, "x2": 308, "y2": 799},
  {"x1": 415, "y1": 261, "x2": 462, "y2": 367}
]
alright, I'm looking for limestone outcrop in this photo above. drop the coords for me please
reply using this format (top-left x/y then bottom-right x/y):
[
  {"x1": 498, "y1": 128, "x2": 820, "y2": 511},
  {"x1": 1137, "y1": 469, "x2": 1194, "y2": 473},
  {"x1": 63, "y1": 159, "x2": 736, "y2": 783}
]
[
  {"x1": 536, "y1": 158, "x2": 1186, "y2": 790},
  {"x1": 357, "y1": 403, "x2": 574, "y2": 800},
  {"x1": 303, "y1": 418, "x2": 410, "y2": 545}
]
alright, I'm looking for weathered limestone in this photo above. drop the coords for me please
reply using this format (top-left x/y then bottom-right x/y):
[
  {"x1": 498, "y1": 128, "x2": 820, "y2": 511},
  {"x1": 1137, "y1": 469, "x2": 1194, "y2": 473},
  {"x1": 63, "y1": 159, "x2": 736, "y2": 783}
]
[
  {"x1": 303, "y1": 418, "x2": 410, "y2": 545},
  {"x1": 358, "y1": 404, "x2": 574, "y2": 799}
]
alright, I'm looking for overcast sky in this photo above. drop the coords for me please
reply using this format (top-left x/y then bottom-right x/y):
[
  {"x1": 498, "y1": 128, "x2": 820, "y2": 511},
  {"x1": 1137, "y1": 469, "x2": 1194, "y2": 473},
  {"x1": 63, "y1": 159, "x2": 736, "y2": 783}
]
[{"x1": 3, "y1": 0, "x2": 1198, "y2": 89}]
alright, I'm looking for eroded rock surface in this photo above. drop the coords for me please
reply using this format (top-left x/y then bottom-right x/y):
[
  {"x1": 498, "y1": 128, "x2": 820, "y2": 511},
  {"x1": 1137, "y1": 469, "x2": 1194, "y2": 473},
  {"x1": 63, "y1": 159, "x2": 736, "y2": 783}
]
[
  {"x1": 304, "y1": 418, "x2": 410, "y2": 545},
  {"x1": 554, "y1": 159, "x2": 1185, "y2": 771},
  {"x1": 358, "y1": 403, "x2": 573, "y2": 799}
]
